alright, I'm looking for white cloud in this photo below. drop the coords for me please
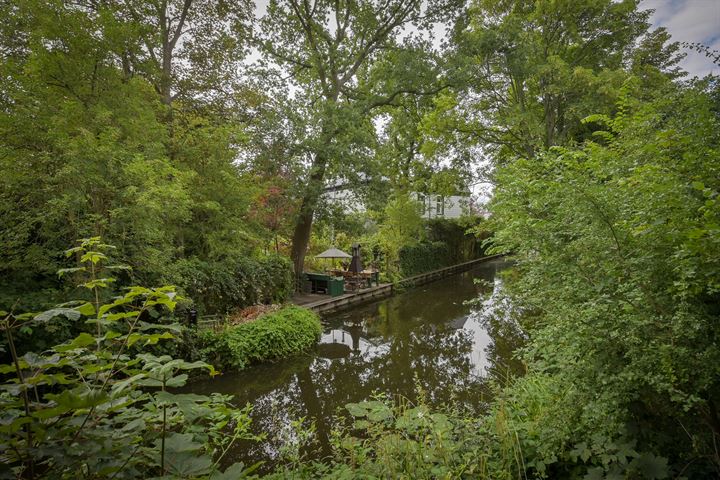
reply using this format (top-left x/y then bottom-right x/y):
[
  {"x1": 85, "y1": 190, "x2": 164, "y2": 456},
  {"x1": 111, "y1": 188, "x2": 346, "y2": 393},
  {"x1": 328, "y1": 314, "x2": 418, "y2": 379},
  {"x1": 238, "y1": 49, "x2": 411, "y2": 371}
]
[{"x1": 641, "y1": 0, "x2": 720, "y2": 77}]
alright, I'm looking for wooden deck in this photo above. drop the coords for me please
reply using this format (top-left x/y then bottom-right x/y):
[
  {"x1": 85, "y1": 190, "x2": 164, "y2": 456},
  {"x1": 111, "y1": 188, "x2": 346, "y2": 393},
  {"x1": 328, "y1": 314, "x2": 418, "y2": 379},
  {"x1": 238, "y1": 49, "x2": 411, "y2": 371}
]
[
  {"x1": 293, "y1": 254, "x2": 504, "y2": 315},
  {"x1": 292, "y1": 283, "x2": 393, "y2": 314}
]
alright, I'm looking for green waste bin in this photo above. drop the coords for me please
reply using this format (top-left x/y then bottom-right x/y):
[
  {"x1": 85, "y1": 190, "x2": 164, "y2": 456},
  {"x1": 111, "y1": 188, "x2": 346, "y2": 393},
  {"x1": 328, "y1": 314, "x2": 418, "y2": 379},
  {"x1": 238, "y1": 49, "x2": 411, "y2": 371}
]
[{"x1": 328, "y1": 277, "x2": 344, "y2": 297}]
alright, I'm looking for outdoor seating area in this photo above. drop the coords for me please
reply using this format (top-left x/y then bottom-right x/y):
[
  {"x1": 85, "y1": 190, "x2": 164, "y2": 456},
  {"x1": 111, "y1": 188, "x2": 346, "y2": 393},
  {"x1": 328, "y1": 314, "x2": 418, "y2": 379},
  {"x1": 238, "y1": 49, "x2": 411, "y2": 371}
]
[
  {"x1": 305, "y1": 272, "x2": 345, "y2": 296},
  {"x1": 301, "y1": 243, "x2": 380, "y2": 298},
  {"x1": 327, "y1": 268, "x2": 380, "y2": 291}
]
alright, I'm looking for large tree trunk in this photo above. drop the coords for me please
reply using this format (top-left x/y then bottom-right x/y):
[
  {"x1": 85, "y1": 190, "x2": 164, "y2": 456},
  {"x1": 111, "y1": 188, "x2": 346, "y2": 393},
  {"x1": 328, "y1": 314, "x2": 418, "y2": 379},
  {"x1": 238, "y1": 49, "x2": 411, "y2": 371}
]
[
  {"x1": 290, "y1": 154, "x2": 328, "y2": 285},
  {"x1": 289, "y1": 90, "x2": 338, "y2": 286}
]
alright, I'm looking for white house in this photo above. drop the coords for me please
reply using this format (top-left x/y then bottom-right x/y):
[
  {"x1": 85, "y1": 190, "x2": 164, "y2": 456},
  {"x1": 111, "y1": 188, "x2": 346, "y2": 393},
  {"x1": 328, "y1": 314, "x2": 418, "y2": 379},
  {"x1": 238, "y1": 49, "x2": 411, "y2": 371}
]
[
  {"x1": 324, "y1": 187, "x2": 366, "y2": 214},
  {"x1": 323, "y1": 180, "x2": 477, "y2": 220},
  {"x1": 413, "y1": 193, "x2": 471, "y2": 219}
]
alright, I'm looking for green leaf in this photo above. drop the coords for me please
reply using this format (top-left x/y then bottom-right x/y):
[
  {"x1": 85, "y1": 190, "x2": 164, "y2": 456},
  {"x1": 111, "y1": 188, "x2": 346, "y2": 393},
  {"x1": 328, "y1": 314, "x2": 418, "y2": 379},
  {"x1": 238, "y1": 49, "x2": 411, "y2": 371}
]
[
  {"x1": 155, "y1": 391, "x2": 213, "y2": 422},
  {"x1": 57, "y1": 267, "x2": 87, "y2": 277},
  {"x1": 105, "y1": 311, "x2": 140, "y2": 322},
  {"x1": 45, "y1": 388, "x2": 109, "y2": 411},
  {"x1": 345, "y1": 402, "x2": 369, "y2": 418},
  {"x1": 34, "y1": 308, "x2": 81, "y2": 323},
  {"x1": 584, "y1": 467, "x2": 604, "y2": 480},
  {"x1": 76, "y1": 302, "x2": 96, "y2": 316},
  {"x1": 138, "y1": 321, "x2": 184, "y2": 333},
  {"x1": 631, "y1": 453, "x2": 669, "y2": 479},
  {"x1": 111, "y1": 373, "x2": 147, "y2": 395},
  {"x1": 64, "y1": 246, "x2": 84, "y2": 257},
  {"x1": 211, "y1": 462, "x2": 262, "y2": 479},
  {"x1": 55, "y1": 332, "x2": 95, "y2": 352},
  {"x1": 80, "y1": 251, "x2": 108, "y2": 265},
  {"x1": 81, "y1": 278, "x2": 116, "y2": 289},
  {"x1": 353, "y1": 419, "x2": 370, "y2": 429},
  {"x1": 160, "y1": 433, "x2": 213, "y2": 477},
  {"x1": 165, "y1": 374, "x2": 189, "y2": 388}
]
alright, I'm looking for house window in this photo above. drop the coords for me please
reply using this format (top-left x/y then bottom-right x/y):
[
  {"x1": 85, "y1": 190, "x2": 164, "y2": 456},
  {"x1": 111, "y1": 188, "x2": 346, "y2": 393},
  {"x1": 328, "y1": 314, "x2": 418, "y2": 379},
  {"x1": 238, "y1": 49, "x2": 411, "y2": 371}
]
[
  {"x1": 417, "y1": 194, "x2": 426, "y2": 215},
  {"x1": 436, "y1": 196, "x2": 444, "y2": 216}
]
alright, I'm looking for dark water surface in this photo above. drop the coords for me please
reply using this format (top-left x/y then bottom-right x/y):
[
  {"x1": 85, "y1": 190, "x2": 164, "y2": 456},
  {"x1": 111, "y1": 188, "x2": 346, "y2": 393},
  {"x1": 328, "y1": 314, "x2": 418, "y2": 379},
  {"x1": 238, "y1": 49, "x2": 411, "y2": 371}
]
[{"x1": 187, "y1": 258, "x2": 523, "y2": 470}]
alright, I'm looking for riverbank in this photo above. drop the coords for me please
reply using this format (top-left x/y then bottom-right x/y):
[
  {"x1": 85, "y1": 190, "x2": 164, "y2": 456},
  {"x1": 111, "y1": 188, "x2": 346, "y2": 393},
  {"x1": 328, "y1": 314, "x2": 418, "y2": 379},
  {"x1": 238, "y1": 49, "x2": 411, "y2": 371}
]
[
  {"x1": 293, "y1": 254, "x2": 505, "y2": 314},
  {"x1": 185, "y1": 258, "x2": 517, "y2": 471}
]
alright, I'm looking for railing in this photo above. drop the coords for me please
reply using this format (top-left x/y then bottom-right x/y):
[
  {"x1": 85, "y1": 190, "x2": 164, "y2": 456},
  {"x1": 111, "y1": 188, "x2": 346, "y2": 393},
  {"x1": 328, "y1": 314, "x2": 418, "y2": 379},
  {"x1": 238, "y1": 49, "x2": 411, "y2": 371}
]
[{"x1": 196, "y1": 314, "x2": 225, "y2": 332}]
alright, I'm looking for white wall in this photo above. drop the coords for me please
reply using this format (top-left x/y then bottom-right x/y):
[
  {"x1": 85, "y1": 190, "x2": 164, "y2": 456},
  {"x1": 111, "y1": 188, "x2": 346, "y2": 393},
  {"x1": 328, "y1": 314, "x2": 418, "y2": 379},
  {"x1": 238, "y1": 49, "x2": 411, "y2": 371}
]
[
  {"x1": 324, "y1": 189, "x2": 473, "y2": 220},
  {"x1": 324, "y1": 189, "x2": 365, "y2": 214},
  {"x1": 414, "y1": 193, "x2": 470, "y2": 219}
]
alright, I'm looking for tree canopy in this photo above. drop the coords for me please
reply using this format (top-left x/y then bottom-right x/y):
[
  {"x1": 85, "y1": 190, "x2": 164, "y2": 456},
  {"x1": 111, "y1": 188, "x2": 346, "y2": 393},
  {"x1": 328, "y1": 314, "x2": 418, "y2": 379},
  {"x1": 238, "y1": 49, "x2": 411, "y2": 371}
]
[{"x1": 1, "y1": 0, "x2": 719, "y2": 477}]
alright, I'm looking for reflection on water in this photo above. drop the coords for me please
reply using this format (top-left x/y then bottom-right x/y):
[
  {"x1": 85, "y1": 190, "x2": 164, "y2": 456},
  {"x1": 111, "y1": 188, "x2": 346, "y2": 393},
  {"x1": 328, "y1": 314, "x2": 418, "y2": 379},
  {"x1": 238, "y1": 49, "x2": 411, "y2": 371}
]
[{"x1": 187, "y1": 258, "x2": 524, "y2": 470}]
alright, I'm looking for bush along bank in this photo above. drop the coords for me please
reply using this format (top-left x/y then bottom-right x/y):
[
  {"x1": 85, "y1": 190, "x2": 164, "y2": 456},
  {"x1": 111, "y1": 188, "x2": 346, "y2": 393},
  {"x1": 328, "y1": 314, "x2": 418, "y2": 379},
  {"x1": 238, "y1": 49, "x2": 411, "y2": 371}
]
[
  {"x1": 196, "y1": 305, "x2": 322, "y2": 371},
  {"x1": 0, "y1": 238, "x2": 260, "y2": 479},
  {"x1": 166, "y1": 255, "x2": 295, "y2": 315}
]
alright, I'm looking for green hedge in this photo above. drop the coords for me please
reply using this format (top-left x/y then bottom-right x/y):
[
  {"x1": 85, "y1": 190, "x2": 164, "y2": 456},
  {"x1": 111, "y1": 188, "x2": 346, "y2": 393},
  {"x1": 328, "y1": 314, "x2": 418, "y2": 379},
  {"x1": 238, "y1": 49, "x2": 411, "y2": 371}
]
[
  {"x1": 426, "y1": 218, "x2": 487, "y2": 263},
  {"x1": 398, "y1": 219, "x2": 490, "y2": 277},
  {"x1": 166, "y1": 255, "x2": 294, "y2": 315},
  {"x1": 398, "y1": 241, "x2": 452, "y2": 277},
  {"x1": 196, "y1": 305, "x2": 322, "y2": 371}
]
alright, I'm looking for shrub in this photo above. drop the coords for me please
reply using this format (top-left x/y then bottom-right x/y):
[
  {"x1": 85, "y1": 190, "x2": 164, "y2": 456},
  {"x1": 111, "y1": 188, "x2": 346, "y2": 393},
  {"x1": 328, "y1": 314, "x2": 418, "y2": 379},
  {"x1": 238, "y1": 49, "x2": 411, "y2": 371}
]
[
  {"x1": 397, "y1": 219, "x2": 490, "y2": 277},
  {"x1": 165, "y1": 254, "x2": 294, "y2": 315},
  {"x1": 427, "y1": 217, "x2": 489, "y2": 263},
  {"x1": 398, "y1": 241, "x2": 452, "y2": 277},
  {"x1": 486, "y1": 85, "x2": 720, "y2": 477},
  {"x1": 270, "y1": 387, "x2": 674, "y2": 480},
  {"x1": 196, "y1": 305, "x2": 322, "y2": 371},
  {"x1": 0, "y1": 238, "x2": 258, "y2": 479}
]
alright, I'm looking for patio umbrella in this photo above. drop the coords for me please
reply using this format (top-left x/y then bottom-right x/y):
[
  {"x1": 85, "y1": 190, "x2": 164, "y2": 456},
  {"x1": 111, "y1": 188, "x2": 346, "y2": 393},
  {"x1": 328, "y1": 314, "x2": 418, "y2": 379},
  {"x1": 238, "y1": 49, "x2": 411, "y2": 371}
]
[
  {"x1": 315, "y1": 247, "x2": 352, "y2": 270},
  {"x1": 315, "y1": 247, "x2": 352, "y2": 259}
]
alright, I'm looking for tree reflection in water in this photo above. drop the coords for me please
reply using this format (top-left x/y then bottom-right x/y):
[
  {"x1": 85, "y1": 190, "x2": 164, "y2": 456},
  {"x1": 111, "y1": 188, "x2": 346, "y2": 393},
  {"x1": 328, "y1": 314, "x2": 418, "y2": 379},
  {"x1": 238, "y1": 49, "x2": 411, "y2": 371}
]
[{"x1": 186, "y1": 258, "x2": 525, "y2": 471}]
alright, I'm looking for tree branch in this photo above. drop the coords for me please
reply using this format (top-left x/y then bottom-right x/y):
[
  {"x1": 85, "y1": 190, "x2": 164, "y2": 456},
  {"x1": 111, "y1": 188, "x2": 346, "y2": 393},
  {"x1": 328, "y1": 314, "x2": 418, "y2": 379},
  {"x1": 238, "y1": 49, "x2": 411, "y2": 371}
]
[{"x1": 169, "y1": 0, "x2": 192, "y2": 50}]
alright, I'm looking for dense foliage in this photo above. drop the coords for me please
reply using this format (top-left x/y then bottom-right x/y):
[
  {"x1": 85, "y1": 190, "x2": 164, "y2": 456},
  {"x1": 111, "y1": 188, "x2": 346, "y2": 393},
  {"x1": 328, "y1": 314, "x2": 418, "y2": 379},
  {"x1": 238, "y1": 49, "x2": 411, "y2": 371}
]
[
  {"x1": 0, "y1": 239, "x2": 257, "y2": 479},
  {"x1": 396, "y1": 217, "x2": 488, "y2": 277},
  {"x1": 166, "y1": 256, "x2": 294, "y2": 316},
  {"x1": 271, "y1": 81, "x2": 719, "y2": 480},
  {"x1": 0, "y1": 0, "x2": 281, "y2": 313},
  {"x1": 398, "y1": 241, "x2": 451, "y2": 277},
  {"x1": 196, "y1": 306, "x2": 322, "y2": 371},
  {"x1": 3, "y1": 0, "x2": 719, "y2": 478},
  {"x1": 267, "y1": 386, "x2": 678, "y2": 480},
  {"x1": 485, "y1": 81, "x2": 720, "y2": 477}
]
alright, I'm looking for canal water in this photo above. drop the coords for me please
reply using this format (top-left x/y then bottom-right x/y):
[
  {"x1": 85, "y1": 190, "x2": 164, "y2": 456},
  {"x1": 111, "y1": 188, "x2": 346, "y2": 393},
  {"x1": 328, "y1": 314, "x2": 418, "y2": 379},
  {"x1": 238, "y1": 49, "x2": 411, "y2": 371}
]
[{"x1": 188, "y1": 258, "x2": 524, "y2": 470}]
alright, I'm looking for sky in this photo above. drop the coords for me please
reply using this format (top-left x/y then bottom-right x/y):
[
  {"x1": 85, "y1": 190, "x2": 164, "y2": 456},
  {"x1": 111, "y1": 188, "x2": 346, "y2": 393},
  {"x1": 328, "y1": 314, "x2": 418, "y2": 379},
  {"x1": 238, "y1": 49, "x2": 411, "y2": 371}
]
[{"x1": 642, "y1": 0, "x2": 720, "y2": 77}]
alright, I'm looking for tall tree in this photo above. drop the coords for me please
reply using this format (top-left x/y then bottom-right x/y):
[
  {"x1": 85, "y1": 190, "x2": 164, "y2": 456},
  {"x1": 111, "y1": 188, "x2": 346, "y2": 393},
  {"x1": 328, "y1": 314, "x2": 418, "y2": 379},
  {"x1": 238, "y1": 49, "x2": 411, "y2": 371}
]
[
  {"x1": 255, "y1": 0, "x2": 456, "y2": 279},
  {"x1": 488, "y1": 79, "x2": 720, "y2": 477},
  {"x1": 0, "y1": 1, "x2": 261, "y2": 308},
  {"x1": 112, "y1": 0, "x2": 253, "y2": 112},
  {"x1": 428, "y1": 0, "x2": 683, "y2": 162}
]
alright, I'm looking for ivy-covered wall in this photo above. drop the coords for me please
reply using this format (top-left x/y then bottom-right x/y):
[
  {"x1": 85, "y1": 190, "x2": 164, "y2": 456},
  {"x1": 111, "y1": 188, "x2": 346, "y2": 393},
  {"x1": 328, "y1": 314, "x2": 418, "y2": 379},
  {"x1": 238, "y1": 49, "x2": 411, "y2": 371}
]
[
  {"x1": 398, "y1": 241, "x2": 451, "y2": 277},
  {"x1": 426, "y1": 218, "x2": 487, "y2": 263}
]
